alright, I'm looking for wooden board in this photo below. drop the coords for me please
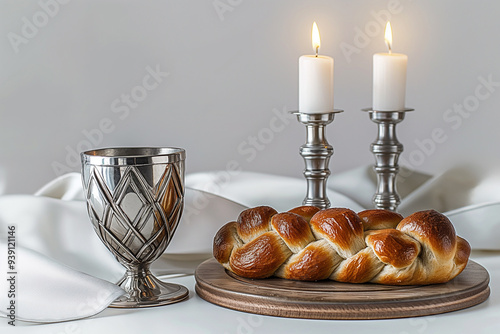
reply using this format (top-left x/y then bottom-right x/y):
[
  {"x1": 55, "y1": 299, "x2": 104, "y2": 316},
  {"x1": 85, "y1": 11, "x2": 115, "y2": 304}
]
[{"x1": 194, "y1": 258, "x2": 490, "y2": 320}]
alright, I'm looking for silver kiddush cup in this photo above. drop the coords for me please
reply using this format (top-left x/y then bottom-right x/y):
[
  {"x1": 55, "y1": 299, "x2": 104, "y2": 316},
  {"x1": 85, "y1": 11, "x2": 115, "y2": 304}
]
[{"x1": 81, "y1": 147, "x2": 189, "y2": 308}]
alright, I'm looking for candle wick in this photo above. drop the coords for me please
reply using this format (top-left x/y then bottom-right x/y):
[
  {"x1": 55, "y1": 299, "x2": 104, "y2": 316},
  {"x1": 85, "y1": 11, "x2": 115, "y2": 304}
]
[{"x1": 315, "y1": 46, "x2": 319, "y2": 57}]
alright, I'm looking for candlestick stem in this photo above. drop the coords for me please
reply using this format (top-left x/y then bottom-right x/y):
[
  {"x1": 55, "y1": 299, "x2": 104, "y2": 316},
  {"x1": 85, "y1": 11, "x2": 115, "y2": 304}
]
[
  {"x1": 363, "y1": 108, "x2": 413, "y2": 211},
  {"x1": 291, "y1": 110, "x2": 343, "y2": 209}
]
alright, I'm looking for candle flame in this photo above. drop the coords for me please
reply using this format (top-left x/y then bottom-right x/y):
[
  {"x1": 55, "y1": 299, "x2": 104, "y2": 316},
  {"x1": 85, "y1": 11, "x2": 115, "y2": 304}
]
[
  {"x1": 312, "y1": 22, "x2": 320, "y2": 56},
  {"x1": 384, "y1": 21, "x2": 392, "y2": 53}
]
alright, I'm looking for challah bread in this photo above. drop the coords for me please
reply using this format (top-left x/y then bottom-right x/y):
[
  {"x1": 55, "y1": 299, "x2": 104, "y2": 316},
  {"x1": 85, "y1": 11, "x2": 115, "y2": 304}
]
[{"x1": 213, "y1": 206, "x2": 471, "y2": 285}]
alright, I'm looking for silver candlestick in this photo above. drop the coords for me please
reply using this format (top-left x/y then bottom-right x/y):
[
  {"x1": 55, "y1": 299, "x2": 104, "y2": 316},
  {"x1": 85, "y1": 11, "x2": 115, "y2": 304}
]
[
  {"x1": 362, "y1": 108, "x2": 413, "y2": 211},
  {"x1": 291, "y1": 110, "x2": 343, "y2": 209}
]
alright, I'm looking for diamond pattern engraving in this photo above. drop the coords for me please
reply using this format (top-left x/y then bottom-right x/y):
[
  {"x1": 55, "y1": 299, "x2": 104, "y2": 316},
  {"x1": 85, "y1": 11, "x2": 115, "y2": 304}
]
[
  {"x1": 87, "y1": 178, "x2": 105, "y2": 221},
  {"x1": 84, "y1": 162, "x2": 184, "y2": 265}
]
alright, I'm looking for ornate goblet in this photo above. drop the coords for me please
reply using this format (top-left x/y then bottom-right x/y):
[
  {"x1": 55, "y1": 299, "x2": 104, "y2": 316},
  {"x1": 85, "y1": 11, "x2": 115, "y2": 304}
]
[{"x1": 81, "y1": 147, "x2": 189, "y2": 308}]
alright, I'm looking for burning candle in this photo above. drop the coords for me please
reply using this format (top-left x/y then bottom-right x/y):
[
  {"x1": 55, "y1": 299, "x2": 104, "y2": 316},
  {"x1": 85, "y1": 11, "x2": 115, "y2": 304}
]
[
  {"x1": 299, "y1": 22, "x2": 334, "y2": 113},
  {"x1": 373, "y1": 22, "x2": 407, "y2": 111}
]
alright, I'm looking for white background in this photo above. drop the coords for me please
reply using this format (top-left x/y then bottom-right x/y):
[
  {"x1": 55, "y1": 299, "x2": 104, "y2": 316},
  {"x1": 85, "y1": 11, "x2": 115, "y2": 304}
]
[{"x1": 1, "y1": 0, "x2": 500, "y2": 194}]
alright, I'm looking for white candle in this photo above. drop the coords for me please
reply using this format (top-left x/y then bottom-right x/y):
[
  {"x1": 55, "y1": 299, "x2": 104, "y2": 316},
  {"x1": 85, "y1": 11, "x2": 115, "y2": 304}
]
[
  {"x1": 373, "y1": 22, "x2": 407, "y2": 111},
  {"x1": 299, "y1": 22, "x2": 334, "y2": 113}
]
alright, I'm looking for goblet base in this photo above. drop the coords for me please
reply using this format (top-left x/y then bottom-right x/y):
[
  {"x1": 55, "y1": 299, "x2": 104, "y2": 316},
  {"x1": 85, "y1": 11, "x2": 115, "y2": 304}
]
[{"x1": 111, "y1": 269, "x2": 189, "y2": 308}]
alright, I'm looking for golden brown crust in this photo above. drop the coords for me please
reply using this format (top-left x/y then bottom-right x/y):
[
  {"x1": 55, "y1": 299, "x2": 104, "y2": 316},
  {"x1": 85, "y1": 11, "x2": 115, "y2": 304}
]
[
  {"x1": 278, "y1": 240, "x2": 340, "y2": 281},
  {"x1": 229, "y1": 232, "x2": 291, "y2": 279},
  {"x1": 213, "y1": 221, "x2": 240, "y2": 264},
  {"x1": 288, "y1": 206, "x2": 321, "y2": 222},
  {"x1": 214, "y1": 206, "x2": 470, "y2": 285},
  {"x1": 358, "y1": 209, "x2": 403, "y2": 231},
  {"x1": 454, "y1": 236, "x2": 471, "y2": 272},
  {"x1": 236, "y1": 206, "x2": 277, "y2": 243},
  {"x1": 310, "y1": 208, "x2": 364, "y2": 257},
  {"x1": 397, "y1": 210, "x2": 456, "y2": 261},
  {"x1": 271, "y1": 212, "x2": 314, "y2": 253},
  {"x1": 331, "y1": 248, "x2": 384, "y2": 283},
  {"x1": 371, "y1": 261, "x2": 421, "y2": 285},
  {"x1": 365, "y1": 229, "x2": 420, "y2": 269}
]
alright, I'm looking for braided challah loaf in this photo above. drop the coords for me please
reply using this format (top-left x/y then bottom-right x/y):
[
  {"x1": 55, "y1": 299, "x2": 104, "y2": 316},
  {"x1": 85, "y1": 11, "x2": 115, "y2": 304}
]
[{"x1": 213, "y1": 206, "x2": 471, "y2": 285}]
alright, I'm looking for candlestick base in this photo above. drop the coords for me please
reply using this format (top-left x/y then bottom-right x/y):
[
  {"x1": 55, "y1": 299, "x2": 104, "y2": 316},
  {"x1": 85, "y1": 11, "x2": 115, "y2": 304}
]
[
  {"x1": 362, "y1": 108, "x2": 413, "y2": 212},
  {"x1": 291, "y1": 110, "x2": 343, "y2": 209}
]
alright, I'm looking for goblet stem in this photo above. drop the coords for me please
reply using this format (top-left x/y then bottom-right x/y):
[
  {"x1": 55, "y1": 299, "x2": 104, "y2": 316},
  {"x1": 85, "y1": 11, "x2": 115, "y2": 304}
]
[{"x1": 112, "y1": 263, "x2": 188, "y2": 308}]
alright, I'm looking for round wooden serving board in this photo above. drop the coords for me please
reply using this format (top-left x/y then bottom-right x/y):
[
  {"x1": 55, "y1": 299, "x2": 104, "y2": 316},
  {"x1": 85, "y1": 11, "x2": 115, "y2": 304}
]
[{"x1": 195, "y1": 258, "x2": 490, "y2": 320}]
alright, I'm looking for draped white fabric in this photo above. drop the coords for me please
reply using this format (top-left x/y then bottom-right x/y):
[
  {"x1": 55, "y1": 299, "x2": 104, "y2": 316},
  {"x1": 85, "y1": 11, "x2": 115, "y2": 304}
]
[{"x1": 1, "y1": 167, "x2": 499, "y2": 322}]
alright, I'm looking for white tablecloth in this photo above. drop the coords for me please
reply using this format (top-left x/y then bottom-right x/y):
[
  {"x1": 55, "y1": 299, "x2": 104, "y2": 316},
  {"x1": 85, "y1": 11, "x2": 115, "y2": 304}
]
[
  {"x1": 1, "y1": 167, "x2": 500, "y2": 332},
  {"x1": 2, "y1": 250, "x2": 498, "y2": 333}
]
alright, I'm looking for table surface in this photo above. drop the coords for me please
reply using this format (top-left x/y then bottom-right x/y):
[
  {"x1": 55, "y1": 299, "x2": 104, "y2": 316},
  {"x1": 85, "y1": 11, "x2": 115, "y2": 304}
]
[{"x1": 3, "y1": 251, "x2": 499, "y2": 334}]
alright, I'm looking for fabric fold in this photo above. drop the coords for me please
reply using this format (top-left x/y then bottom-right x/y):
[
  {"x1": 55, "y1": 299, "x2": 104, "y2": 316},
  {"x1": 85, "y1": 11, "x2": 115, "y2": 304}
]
[
  {"x1": 0, "y1": 242, "x2": 124, "y2": 323},
  {"x1": 1, "y1": 166, "x2": 500, "y2": 323}
]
